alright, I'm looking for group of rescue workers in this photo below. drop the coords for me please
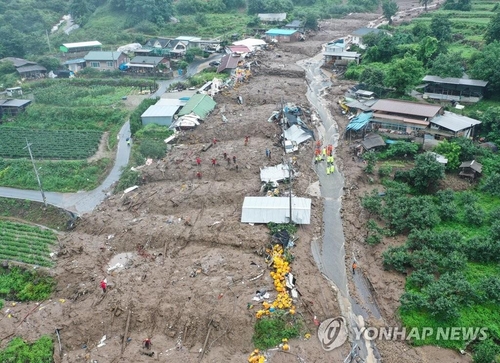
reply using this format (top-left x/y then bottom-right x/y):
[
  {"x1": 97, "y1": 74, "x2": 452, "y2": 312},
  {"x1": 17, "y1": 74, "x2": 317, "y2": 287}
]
[{"x1": 314, "y1": 141, "x2": 335, "y2": 175}]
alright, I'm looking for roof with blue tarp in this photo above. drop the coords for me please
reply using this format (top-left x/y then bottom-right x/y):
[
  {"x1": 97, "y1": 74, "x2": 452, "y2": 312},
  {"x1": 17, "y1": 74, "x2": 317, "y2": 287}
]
[{"x1": 346, "y1": 112, "x2": 373, "y2": 131}]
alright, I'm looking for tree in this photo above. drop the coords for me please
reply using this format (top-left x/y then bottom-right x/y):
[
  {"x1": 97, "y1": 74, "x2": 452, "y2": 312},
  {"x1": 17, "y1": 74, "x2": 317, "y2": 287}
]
[
  {"x1": 364, "y1": 34, "x2": 397, "y2": 63},
  {"x1": 385, "y1": 56, "x2": 424, "y2": 94},
  {"x1": 412, "y1": 22, "x2": 430, "y2": 40},
  {"x1": 417, "y1": 36, "x2": 440, "y2": 66},
  {"x1": 469, "y1": 41, "x2": 500, "y2": 93},
  {"x1": 430, "y1": 14, "x2": 452, "y2": 42},
  {"x1": 443, "y1": 0, "x2": 471, "y2": 11},
  {"x1": 382, "y1": 0, "x2": 398, "y2": 24},
  {"x1": 419, "y1": 0, "x2": 433, "y2": 11},
  {"x1": 429, "y1": 52, "x2": 464, "y2": 78},
  {"x1": 485, "y1": 12, "x2": 500, "y2": 44},
  {"x1": 360, "y1": 67, "x2": 385, "y2": 95},
  {"x1": 412, "y1": 152, "x2": 445, "y2": 192},
  {"x1": 303, "y1": 12, "x2": 319, "y2": 30},
  {"x1": 433, "y1": 140, "x2": 461, "y2": 169},
  {"x1": 36, "y1": 57, "x2": 61, "y2": 72}
]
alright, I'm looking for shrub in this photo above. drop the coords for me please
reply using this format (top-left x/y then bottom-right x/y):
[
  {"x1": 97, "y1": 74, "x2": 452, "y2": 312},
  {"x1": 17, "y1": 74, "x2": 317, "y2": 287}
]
[
  {"x1": 366, "y1": 233, "x2": 382, "y2": 245},
  {"x1": 252, "y1": 312, "x2": 301, "y2": 349},
  {"x1": 480, "y1": 173, "x2": 500, "y2": 197},
  {"x1": 378, "y1": 165, "x2": 393, "y2": 177},
  {"x1": 361, "y1": 190, "x2": 383, "y2": 216},
  {"x1": 139, "y1": 139, "x2": 167, "y2": 159},
  {"x1": 464, "y1": 204, "x2": 485, "y2": 226},
  {"x1": 473, "y1": 339, "x2": 500, "y2": 363},
  {"x1": 0, "y1": 336, "x2": 53, "y2": 363},
  {"x1": 267, "y1": 223, "x2": 297, "y2": 235},
  {"x1": 406, "y1": 270, "x2": 435, "y2": 289},
  {"x1": 114, "y1": 168, "x2": 140, "y2": 193},
  {"x1": 383, "y1": 245, "x2": 411, "y2": 273}
]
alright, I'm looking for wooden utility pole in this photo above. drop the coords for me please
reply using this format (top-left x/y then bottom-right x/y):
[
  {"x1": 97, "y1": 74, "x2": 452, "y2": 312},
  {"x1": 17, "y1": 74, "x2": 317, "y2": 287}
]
[{"x1": 24, "y1": 139, "x2": 47, "y2": 207}]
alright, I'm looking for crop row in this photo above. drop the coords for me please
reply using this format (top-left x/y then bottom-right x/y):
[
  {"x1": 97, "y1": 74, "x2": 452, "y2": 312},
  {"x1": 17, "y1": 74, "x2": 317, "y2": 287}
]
[
  {"x1": 0, "y1": 128, "x2": 102, "y2": 159},
  {"x1": 0, "y1": 221, "x2": 56, "y2": 266}
]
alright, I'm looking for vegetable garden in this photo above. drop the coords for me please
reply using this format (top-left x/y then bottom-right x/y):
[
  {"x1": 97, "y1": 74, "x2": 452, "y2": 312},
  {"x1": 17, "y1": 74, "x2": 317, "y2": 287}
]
[
  {"x1": 0, "y1": 220, "x2": 56, "y2": 267},
  {"x1": 0, "y1": 128, "x2": 102, "y2": 159}
]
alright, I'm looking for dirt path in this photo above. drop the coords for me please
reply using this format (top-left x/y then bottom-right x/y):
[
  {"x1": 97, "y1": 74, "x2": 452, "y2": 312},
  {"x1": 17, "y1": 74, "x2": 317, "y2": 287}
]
[{"x1": 87, "y1": 132, "x2": 111, "y2": 162}]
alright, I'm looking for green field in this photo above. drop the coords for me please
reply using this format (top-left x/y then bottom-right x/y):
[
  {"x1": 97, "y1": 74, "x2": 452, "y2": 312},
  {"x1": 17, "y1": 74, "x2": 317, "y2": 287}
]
[
  {"x1": 0, "y1": 157, "x2": 111, "y2": 192},
  {"x1": 0, "y1": 128, "x2": 102, "y2": 159},
  {"x1": 0, "y1": 220, "x2": 56, "y2": 267}
]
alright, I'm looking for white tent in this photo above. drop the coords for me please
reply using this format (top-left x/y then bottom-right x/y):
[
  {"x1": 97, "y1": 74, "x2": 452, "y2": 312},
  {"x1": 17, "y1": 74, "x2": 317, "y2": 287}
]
[
  {"x1": 241, "y1": 196, "x2": 311, "y2": 224},
  {"x1": 260, "y1": 163, "x2": 291, "y2": 183}
]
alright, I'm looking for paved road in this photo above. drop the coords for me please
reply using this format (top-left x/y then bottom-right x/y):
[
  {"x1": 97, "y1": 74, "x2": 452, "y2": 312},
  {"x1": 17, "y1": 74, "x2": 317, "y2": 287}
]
[
  {"x1": 299, "y1": 52, "x2": 381, "y2": 363},
  {"x1": 0, "y1": 122, "x2": 131, "y2": 215}
]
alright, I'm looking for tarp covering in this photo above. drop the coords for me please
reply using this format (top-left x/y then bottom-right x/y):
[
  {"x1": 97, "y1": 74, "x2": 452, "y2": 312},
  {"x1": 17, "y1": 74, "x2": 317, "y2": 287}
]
[
  {"x1": 241, "y1": 197, "x2": 311, "y2": 224},
  {"x1": 346, "y1": 112, "x2": 373, "y2": 131}
]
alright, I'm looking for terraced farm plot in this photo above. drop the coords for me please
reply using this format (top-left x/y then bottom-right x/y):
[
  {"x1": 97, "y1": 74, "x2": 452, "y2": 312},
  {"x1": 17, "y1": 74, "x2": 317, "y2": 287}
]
[
  {"x1": 0, "y1": 220, "x2": 57, "y2": 267},
  {"x1": 0, "y1": 128, "x2": 102, "y2": 159}
]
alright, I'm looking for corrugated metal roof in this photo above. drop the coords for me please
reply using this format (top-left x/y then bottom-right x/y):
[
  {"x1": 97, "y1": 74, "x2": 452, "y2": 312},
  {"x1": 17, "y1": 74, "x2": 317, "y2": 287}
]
[
  {"x1": 265, "y1": 29, "x2": 298, "y2": 36},
  {"x1": 178, "y1": 94, "x2": 216, "y2": 119},
  {"x1": 63, "y1": 41, "x2": 102, "y2": 49},
  {"x1": 423, "y1": 75, "x2": 488, "y2": 87},
  {"x1": 17, "y1": 65, "x2": 47, "y2": 73},
  {"x1": 0, "y1": 99, "x2": 31, "y2": 107},
  {"x1": 258, "y1": 13, "x2": 287, "y2": 21},
  {"x1": 260, "y1": 163, "x2": 291, "y2": 183},
  {"x1": 283, "y1": 124, "x2": 313, "y2": 144},
  {"x1": 241, "y1": 197, "x2": 311, "y2": 224},
  {"x1": 84, "y1": 51, "x2": 123, "y2": 61},
  {"x1": 346, "y1": 112, "x2": 373, "y2": 131},
  {"x1": 371, "y1": 99, "x2": 441, "y2": 118},
  {"x1": 1, "y1": 57, "x2": 36, "y2": 68},
  {"x1": 460, "y1": 160, "x2": 482, "y2": 173},
  {"x1": 345, "y1": 100, "x2": 372, "y2": 112},
  {"x1": 361, "y1": 133, "x2": 385, "y2": 150},
  {"x1": 430, "y1": 111, "x2": 481, "y2": 132},
  {"x1": 141, "y1": 105, "x2": 180, "y2": 118}
]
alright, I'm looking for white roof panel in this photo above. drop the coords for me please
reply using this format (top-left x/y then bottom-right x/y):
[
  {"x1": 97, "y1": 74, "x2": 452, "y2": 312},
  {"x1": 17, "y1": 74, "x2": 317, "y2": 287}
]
[
  {"x1": 260, "y1": 163, "x2": 291, "y2": 183},
  {"x1": 241, "y1": 196, "x2": 311, "y2": 224},
  {"x1": 63, "y1": 41, "x2": 102, "y2": 48},
  {"x1": 141, "y1": 105, "x2": 180, "y2": 118},
  {"x1": 283, "y1": 124, "x2": 313, "y2": 145}
]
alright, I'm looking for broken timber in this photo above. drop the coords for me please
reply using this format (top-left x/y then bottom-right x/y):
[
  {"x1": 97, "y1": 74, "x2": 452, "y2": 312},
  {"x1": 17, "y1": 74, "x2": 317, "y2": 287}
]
[
  {"x1": 121, "y1": 308, "x2": 132, "y2": 354},
  {"x1": 201, "y1": 143, "x2": 212, "y2": 152},
  {"x1": 198, "y1": 319, "x2": 213, "y2": 361}
]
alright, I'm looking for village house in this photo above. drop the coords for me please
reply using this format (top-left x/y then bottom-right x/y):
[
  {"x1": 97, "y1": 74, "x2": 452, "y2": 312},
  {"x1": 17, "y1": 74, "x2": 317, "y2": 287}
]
[
  {"x1": 63, "y1": 58, "x2": 86, "y2": 73},
  {"x1": 284, "y1": 20, "x2": 304, "y2": 32},
  {"x1": 345, "y1": 99, "x2": 482, "y2": 141},
  {"x1": 0, "y1": 57, "x2": 47, "y2": 79},
  {"x1": 83, "y1": 51, "x2": 128, "y2": 70},
  {"x1": 127, "y1": 56, "x2": 169, "y2": 74},
  {"x1": 323, "y1": 40, "x2": 360, "y2": 66},
  {"x1": 60, "y1": 41, "x2": 102, "y2": 53},
  {"x1": 217, "y1": 53, "x2": 243, "y2": 74},
  {"x1": 0, "y1": 99, "x2": 31, "y2": 118},
  {"x1": 265, "y1": 29, "x2": 302, "y2": 42},
  {"x1": 422, "y1": 75, "x2": 488, "y2": 103},
  {"x1": 349, "y1": 27, "x2": 383, "y2": 48}
]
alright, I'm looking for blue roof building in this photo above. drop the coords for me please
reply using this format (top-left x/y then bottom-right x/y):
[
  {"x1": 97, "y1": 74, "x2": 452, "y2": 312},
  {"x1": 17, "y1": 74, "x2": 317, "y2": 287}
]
[{"x1": 265, "y1": 29, "x2": 302, "y2": 42}]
